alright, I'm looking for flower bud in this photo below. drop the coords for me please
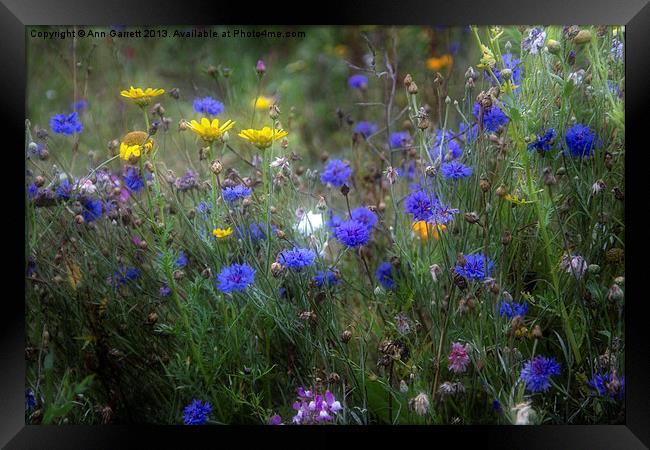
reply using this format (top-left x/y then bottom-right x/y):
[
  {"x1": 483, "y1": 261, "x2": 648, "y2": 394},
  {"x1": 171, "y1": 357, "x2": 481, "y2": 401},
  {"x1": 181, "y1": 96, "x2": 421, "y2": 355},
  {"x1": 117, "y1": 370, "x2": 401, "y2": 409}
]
[
  {"x1": 496, "y1": 185, "x2": 508, "y2": 197},
  {"x1": 169, "y1": 87, "x2": 180, "y2": 99},
  {"x1": 269, "y1": 104, "x2": 280, "y2": 120},
  {"x1": 403, "y1": 73, "x2": 413, "y2": 86},
  {"x1": 407, "y1": 82, "x2": 418, "y2": 94},
  {"x1": 547, "y1": 39, "x2": 561, "y2": 54},
  {"x1": 429, "y1": 264, "x2": 442, "y2": 283},
  {"x1": 500, "y1": 68, "x2": 513, "y2": 81},
  {"x1": 270, "y1": 262, "x2": 283, "y2": 277},
  {"x1": 341, "y1": 330, "x2": 352, "y2": 343},
  {"x1": 316, "y1": 195, "x2": 327, "y2": 211},
  {"x1": 210, "y1": 160, "x2": 223, "y2": 175},
  {"x1": 501, "y1": 231, "x2": 512, "y2": 246},
  {"x1": 479, "y1": 178, "x2": 491, "y2": 192},
  {"x1": 256, "y1": 59, "x2": 266, "y2": 75},
  {"x1": 574, "y1": 30, "x2": 592, "y2": 45},
  {"x1": 607, "y1": 284, "x2": 624, "y2": 303}
]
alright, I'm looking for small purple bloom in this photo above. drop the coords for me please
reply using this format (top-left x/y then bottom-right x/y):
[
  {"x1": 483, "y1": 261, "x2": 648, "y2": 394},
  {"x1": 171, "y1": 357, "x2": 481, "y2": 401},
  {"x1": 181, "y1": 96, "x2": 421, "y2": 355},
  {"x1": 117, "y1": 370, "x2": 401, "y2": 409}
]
[
  {"x1": 520, "y1": 355, "x2": 561, "y2": 393},
  {"x1": 320, "y1": 159, "x2": 352, "y2": 187},
  {"x1": 182, "y1": 399, "x2": 212, "y2": 425},
  {"x1": 193, "y1": 96, "x2": 225, "y2": 116},
  {"x1": 348, "y1": 74, "x2": 368, "y2": 89},
  {"x1": 441, "y1": 161, "x2": 473, "y2": 179},
  {"x1": 50, "y1": 111, "x2": 83, "y2": 135}
]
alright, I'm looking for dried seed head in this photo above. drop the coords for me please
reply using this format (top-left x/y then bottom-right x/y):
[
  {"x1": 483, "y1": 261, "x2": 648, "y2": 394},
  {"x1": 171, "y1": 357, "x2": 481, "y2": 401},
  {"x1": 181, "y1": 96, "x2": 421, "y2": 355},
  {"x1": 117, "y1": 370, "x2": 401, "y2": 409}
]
[
  {"x1": 464, "y1": 212, "x2": 480, "y2": 224},
  {"x1": 407, "y1": 81, "x2": 418, "y2": 94},
  {"x1": 501, "y1": 231, "x2": 512, "y2": 246},
  {"x1": 479, "y1": 178, "x2": 491, "y2": 192},
  {"x1": 210, "y1": 160, "x2": 223, "y2": 175},
  {"x1": 341, "y1": 330, "x2": 352, "y2": 343},
  {"x1": 403, "y1": 73, "x2": 413, "y2": 86},
  {"x1": 270, "y1": 262, "x2": 284, "y2": 277},
  {"x1": 496, "y1": 185, "x2": 508, "y2": 197}
]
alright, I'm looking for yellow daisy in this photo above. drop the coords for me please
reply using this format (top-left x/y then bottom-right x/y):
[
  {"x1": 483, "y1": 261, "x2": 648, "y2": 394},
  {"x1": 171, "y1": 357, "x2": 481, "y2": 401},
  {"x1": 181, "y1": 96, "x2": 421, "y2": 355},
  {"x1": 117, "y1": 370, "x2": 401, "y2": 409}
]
[
  {"x1": 119, "y1": 131, "x2": 154, "y2": 162},
  {"x1": 411, "y1": 221, "x2": 446, "y2": 242},
  {"x1": 238, "y1": 126, "x2": 288, "y2": 149},
  {"x1": 186, "y1": 118, "x2": 236, "y2": 143},
  {"x1": 253, "y1": 96, "x2": 274, "y2": 110},
  {"x1": 120, "y1": 86, "x2": 165, "y2": 106},
  {"x1": 213, "y1": 227, "x2": 233, "y2": 239}
]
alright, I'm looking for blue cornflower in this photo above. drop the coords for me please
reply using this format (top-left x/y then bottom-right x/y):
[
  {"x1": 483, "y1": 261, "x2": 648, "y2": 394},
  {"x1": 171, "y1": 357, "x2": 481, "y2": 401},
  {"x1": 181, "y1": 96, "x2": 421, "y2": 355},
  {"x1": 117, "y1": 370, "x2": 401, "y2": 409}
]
[
  {"x1": 441, "y1": 161, "x2": 473, "y2": 179},
  {"x1": 313, "y1": 270, "x2": 341, "y2": 288},
  {"x1": 320, "y1": 159, "x2": 352, "y2": 187},
  {"x1": 348, "y1": 74, "x2": 368, "y2": 89},
  {"x1": 432, "y1": 203, "x2": 460, "y2": 225},
  {"x1": 499, "y1": 300, "x2": 528, "y2": 319},
  {"x1": 27, "y1": 183, "x2": 39, "y2": 200},
  {"x1": 389, "y1": 131, "x2": 411, "y2": 149},
  {"x1": 71, "y1": 99, "x2": 88, "y2": 112},
  {"x1": 81, "y1": 198, "x2": 103, "y2": 222},
  {"x1": 334, "y1": 219, "x2": 371, "y2": 248},
  {"x1": 520, "y1": 355, "x2": 561, "y2": 393},
  {"x1": 488, "y1": 54, "x2": 523, "y2": 89},
  {"x1": 26, "y1": 389, "x2": 36, "y2": 411},
  {"x1": 26, "y1": 257, "x2": 37, "y2": 277},
  {"x1": 610, "y1": 38, "x2": 624, "y2": 61},
  {"x1": 159, "y1": 285, "x2": 172, "y2": 297},
  {"x1": 588, "y1": 373, "x2": 625, "y2": 400},
  {"x1": 454, "y1": 253, "x2": 494, "y2": 281},
  {"x1": 398, "y1": 160, "x2": 417, "y2": 180},
  {"x1": 354, "y1": 121, "x2": 378, "y2": 138},
  {"x1": 350, "y1": 207, "x2": 377, "y2": 230},
  {"x1": 326, "y1": 211, "x2": 343, "y2": 230},
  {"x1": 376, "y1": 261, "x2": 399, "y2": 290},
  {"x1": 278, "y1": 247, "x2": 316, "y2": 270},
  {"x1": 528, "y1": 128, "x2": 556, "y2": 152},
  {"x1": 236, "y1": 222, "x2": 276, "y2": 242},
  {"x1": 176, "y1": 251, "x2": 188, "y2": 268},
  {"x1": 222, "y1": 185, "x2": 252, "y2": 203},
  {"x1": 112, "y1": 266, "x2": 140, "y2": 288},
  {"x1": 216, "y1": 263, "x2": 255, "y2": 293},
  {"x1": 196, "y1": 201, "x2": 211, "y2": 216},
  {"x1": 182, "y1": 399, "x2": 213, "y2": 425},
  {"x1": 404, "y1": 190, "x2": 439, "y2": 222},
  {"x1": 193, "y1": 96, "x2": 225, "y2": 116},
  {"x1": 50, "y1": 111, "x2": 83, "y2": 135},
  {"x1": 123, "y1": 167, "x2": 145, "y2": 192},
  {"x1": 55, "y1": 178, "x2": 73, "y2": 200},
  {"x1": 473, "y1": 102, "x2": 509, "y2": 132},
  {"x1": 429, "y1": 129, "x2": 462, "y2": 161},
  {"x1": 565, "y1": 123, "x2": 599, "y2": 158},
  {"x1": 459, "y1": 122, "x2": 479, "y2": 144},
  {"x1": 492, "y1": 399, "x2": 502, "y2": 414},
  {"x1": 607, "y1": 81, "x2": 623, "y2": 99}
]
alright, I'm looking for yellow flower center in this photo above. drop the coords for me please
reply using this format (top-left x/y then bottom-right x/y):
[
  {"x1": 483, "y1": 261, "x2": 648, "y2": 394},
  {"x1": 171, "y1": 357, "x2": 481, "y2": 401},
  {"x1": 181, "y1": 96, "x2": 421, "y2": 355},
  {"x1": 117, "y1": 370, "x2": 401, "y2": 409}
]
[{"x1": 119, "y1": 131, "x2": 154, "y2": 162}]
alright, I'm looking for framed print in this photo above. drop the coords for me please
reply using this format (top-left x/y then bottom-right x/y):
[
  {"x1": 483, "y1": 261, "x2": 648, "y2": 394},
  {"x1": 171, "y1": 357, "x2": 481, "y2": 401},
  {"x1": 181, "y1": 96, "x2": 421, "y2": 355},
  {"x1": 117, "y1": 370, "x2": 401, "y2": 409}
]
[{"x1": 2, "y1": 0, "x2": 649, "y2": 448}]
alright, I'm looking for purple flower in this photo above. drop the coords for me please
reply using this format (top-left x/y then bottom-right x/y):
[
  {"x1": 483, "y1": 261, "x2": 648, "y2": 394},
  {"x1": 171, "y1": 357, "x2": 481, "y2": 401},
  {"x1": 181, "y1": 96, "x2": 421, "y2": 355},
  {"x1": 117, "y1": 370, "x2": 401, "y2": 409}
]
[
  {"x1": 50, "y1": 111, "x2": 83, "y2": 135},
  {"x1": 278, "y1": 247, "x2": 316, "y2": 270},
  {"x1": 588, "y1": 372, "x2": 625, "y2": 400},
  {"x1": 333, "y1": 219, "x2": 371, "y2": 248},
  {"x1": 268, "y1": 414, "x2": 282, "y2": 425},
  {"x1": 448, "y1": 342, "x2": 471, "y2": 373},
  {"x1": 236, "y1": 222, "x2": 276, "y2": 242},
  {"x1": 55, "y1": 178, "x2": 73, "y2": 200},
  {"x1": 441, "y1": 161, "x2": 473, "y2": 179},
  {"x1": 320, "y1": 159, "x2": 352, "y2": 187},
  {"x1": 123, "y1": 167, "x2": 145, "y2": 192},
  {"x1": 222, "y1": 184, "x2": 252, "y2": 203},
  {"x1": 159, "y1": 285, "x2": 172, "y2": 297},
  {"x1": 348, "y1": 74, "x2": 368, "y2": 89},
  {"x1": 520, "y1": 356, "x2": 561, "y2": 392},
  {"x1": 487, "y1": 54, "x2": 523, "y2": 89},
  {"x1": 292, "y1": 388, "x2": 342, "y2": 425},
  {"x1": 217, "y1": 263, "x2": 256, "y2": 293},
  {"x1": 182, "y1": 399, "x2": 212, "y2": 425},
  {"x1": 174, "y1": 170, "x2": 200, "y2": 191},
  {"x1": 25, "y1": 389, "x2": 36, "y2": 411},
  {"x1": 522, "y1": 27, "x2": 546, "y2": 54},
  {"x1": 81, "y1": 197, "x2": 103, "y2": 222},
  {"x1": 193, "y1": 96, "x2": 225, "y2": 116},
  {"x1": 71, "y1": 99, "x2": 88, "y2": 112},
  {"x1": 560, "y1": 254, "x2": 588, "y2": 279},
  {"x1": 404, "y1": 190, "x2": 439, "y2": 222}
]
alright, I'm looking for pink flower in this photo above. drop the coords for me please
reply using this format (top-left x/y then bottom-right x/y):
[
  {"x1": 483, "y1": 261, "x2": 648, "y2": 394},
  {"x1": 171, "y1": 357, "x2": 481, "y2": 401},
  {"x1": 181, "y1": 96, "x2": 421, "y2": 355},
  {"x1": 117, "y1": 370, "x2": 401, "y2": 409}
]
[{"x1": 448, "y1": 342, "x2": 470, "y2": 373}]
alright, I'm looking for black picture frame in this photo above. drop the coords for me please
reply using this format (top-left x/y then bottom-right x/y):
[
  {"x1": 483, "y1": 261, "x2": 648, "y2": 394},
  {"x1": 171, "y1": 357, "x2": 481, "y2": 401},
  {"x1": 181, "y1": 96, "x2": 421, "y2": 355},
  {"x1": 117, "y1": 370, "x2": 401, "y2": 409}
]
[{"x1": 2, "y1": 0, "x2": 648, "y2": 448}]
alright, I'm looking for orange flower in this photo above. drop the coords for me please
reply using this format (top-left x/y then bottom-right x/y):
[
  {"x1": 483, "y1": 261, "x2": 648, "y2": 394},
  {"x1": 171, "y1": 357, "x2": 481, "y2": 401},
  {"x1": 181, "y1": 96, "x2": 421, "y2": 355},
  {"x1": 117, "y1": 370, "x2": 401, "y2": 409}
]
[
  {"x1": 426, "y1": 54, "x2": 454, "y2": 72},
  {"x1": 412, "y1": 221, "x2": 446, "y2": 241}
]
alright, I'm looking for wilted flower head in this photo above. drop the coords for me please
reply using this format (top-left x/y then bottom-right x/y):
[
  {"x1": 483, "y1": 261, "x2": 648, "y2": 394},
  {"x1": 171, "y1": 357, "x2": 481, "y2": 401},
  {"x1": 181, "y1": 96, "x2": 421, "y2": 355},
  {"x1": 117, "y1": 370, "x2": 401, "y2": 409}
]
[
  {"x1": 409, "y1": 393, "x2": 430, "y2": 416},
  {"x1": 560, "y1": 253, "x2": 588, "y2": 279}
]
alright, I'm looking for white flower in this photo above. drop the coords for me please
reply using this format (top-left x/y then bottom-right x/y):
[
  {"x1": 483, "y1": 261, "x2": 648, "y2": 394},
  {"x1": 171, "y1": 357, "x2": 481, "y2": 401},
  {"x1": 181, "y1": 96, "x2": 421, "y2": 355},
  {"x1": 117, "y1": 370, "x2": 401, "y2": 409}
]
[
  {"x1": 513, "y1": 401, "x2": 535, "y2": 425},
  {"x1": 295, "y1": 211, "x2": 323, "y2": 236}
]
